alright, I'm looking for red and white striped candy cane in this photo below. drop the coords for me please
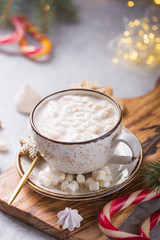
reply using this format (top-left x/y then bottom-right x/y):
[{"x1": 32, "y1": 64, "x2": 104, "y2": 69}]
[
  {"x1": 17, "y1": 16, "x2": 52, "y2": 59},
  {"x1": 138, "y1": 209, "x2": 160, "y2": 238},
  {"x1": 98, "y1": 188, "x2": 160, "y2": 240},
  {"x1": 0, "y1": 17, "x2": 25, "y2": 44}
]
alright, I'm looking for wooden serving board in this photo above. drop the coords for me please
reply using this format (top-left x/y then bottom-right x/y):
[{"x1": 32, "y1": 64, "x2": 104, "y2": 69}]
[{"x1": 0, "y1": 79, "x2": 160, "y2": 240}]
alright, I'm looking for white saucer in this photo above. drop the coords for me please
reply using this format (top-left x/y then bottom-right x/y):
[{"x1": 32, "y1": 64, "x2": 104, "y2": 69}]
[{"x1": 16, "y1": 127, "x2": 143, "y2": 201}]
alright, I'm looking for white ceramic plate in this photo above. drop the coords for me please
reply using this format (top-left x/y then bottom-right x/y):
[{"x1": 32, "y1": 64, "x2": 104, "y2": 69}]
[{"x1": 17, "y1": 127, "x2": 143, "y2": 201}]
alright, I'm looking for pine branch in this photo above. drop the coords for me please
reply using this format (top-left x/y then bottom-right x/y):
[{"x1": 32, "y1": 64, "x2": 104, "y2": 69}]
[
  {"x1": 2, "y1": 0, "x2": 13, "y2": 19},
  {"x1": 140, "y1": 160, "x2": 160, "y2": 194},
  {"x1": 0, "y1": 0, "x2": 77, "y2": 31},
  {"x1": 54, "y1": 0, "x2": 77, "y2": 19},
  {"x1": 40, "y1": 0, "x2": 47, "y2": 32}
]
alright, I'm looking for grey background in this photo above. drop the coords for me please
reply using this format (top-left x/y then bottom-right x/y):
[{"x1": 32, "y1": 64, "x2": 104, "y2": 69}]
[{"x1": 0, "y1": 0, "x2": 159, "y2": 239}]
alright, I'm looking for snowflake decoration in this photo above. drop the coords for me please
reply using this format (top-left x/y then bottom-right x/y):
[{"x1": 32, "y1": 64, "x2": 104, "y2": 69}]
[{"x1": 19, "y1": 136, "x2": 39, "y2": 160}]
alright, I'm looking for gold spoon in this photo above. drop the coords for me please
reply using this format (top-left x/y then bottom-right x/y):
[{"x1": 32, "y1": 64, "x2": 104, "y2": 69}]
[{"x1": 8, "y1": 156, "x2": 39, "y2": 205}]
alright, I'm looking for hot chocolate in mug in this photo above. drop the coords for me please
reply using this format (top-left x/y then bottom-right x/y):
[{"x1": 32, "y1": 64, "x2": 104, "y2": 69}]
[{"x1": 30, "y1": 89, "x2": 138, "y2": 174}]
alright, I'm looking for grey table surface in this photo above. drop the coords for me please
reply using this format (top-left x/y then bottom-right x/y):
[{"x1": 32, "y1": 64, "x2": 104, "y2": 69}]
[{"x1": 0, "y1": 0, "x2": 160, "y2": 239}]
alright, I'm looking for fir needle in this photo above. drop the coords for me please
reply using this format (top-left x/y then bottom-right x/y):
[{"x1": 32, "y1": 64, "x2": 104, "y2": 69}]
[{"x1": 8, "y1": 156, "x2": 39, "y2": 205}]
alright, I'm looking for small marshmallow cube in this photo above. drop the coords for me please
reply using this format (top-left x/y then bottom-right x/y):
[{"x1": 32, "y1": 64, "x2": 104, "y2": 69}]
[
  {"x1": 104, "y1": 125, "x2": 112, "y2": 133},
  {"x1": 94, "y1": 104, "x2": 103, "y2": 110},
  {"x1": 76, "y1": 174, "x2": 85, "y2": 185},
  {"x1": 51, "y1": 176, "x2": 58, "y2": 186},
  {"x1": 71, "y1": 180, "x2": 79, "y2": 191},
  {"x1": 71, "y1": 121, "x2": 80, "y2": 127},
  {"x1": 57, "y1": 171, "x2": 65, "y2": 183},
  {"x1": 48, "y1": 165, "x2": 57, "y2": 173},
  {"x1": 77, "y1": 126, "x2": 85, "y2": 133},
  {"x1": 66, "y1": 174, "x2": 74, "y2": 182},
  {"x1": 101, "y1": 166, "x2": 113, "y2": 182},
  {"x1": 103, "y1": 181, "x2": 110, "y2": 188},
  {"x1": 44, "y1": 166, "x2": 50, "y2": 174},
  {"x1": 0, "y1": 141, "x2": 7, "y2": 152},
  {"x1": 61, "y1": 180, "x2": 69, "y2": 191},
  {"x1": 84, "y1": 177, "x2": 95, "y2": 188},
  {"x1": 44, "y1": 166, "x2": 57, "y2": 176},
  {"x1": 105, "y1": 174, "x2": 113, "y2": 182},
  {"x1": 88, "y1": 181, "x2": 99, "y2": 192},
  {"x1": 101, "y1": 166, "x2": 111, "y2": 175},
  {"x1": 92, "y1": 170, "x2": 106, "y2": 181},
  {"x1": 99, "y1": 181, "x2": 104, "y2": 188},
  {"x1": 82, "y1": 122, "x2": 90, "y2": 128},
  {"x1": 88, "y1": 126, "x2": 99, "y2": 134},
  {"x1": 100, "y1": 180, "x2": 110, "y2": 188},
  {"x1": 75, "y1": 112, "x2": 84, "y2": 117},
  {"x1": 82, "y1": 96, "x2": 90, "y2": 103},
  {"x1": 38, "y1": 171, "x2": 51, "y2": 187},
  {"x1": 100, "y1": 110, "x2": 109, "y2": 119},
  {"x1": 64, "y1": 183, "x2": 77, "y2": 194},
  {"x1": 47, "y1": 129, "x2": 60, "y2": 139}
]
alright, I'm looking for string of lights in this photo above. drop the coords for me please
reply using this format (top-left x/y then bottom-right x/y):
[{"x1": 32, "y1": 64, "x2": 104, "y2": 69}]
[{"x1": 112, "y1": 0, "x2": 160, "y2": 66}]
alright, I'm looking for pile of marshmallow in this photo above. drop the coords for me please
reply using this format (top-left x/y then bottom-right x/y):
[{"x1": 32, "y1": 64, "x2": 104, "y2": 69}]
[{"x1": 38, "y1": 165, "x2": 113, "y2": 194}]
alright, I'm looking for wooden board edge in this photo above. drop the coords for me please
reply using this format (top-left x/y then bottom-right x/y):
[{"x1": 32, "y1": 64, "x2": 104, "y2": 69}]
[{"x1": 0, "y1": 199, "x2": 61, "y2": 239}]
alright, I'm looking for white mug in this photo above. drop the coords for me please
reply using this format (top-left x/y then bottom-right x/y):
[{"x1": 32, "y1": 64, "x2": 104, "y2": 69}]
[{"x1": 30, "y1": 89, "x2": 138, "y2": 174}]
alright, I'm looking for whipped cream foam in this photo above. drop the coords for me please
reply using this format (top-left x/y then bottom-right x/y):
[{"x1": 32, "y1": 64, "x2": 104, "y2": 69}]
[{"x1": 34, "y1": 93, "x2": 119, "y2": 142}]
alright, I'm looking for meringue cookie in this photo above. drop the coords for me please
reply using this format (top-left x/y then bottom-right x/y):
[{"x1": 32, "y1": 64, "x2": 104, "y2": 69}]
[
  {"x1": 14, "y1": 83, "x2": 42, "y2": 114},
  {"x1": 57, "y1": 207, "x2": 83, "y2": 231}
]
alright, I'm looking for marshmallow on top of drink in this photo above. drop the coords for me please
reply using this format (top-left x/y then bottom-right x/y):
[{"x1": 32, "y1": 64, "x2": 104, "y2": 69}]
[{"x1": 34, "y1": 94, "x2": 119, "y2": 142}]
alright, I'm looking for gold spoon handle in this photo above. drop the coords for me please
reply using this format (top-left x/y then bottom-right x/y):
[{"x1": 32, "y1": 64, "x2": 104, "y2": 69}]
[{"x1": 8, "y1": 156, "x2": 39, "y2": 205}]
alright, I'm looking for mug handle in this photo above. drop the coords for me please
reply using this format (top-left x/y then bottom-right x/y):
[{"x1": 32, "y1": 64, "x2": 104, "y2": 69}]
[{"x1": 111, "y1": 131, "x2": 140, "y2": 164}]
